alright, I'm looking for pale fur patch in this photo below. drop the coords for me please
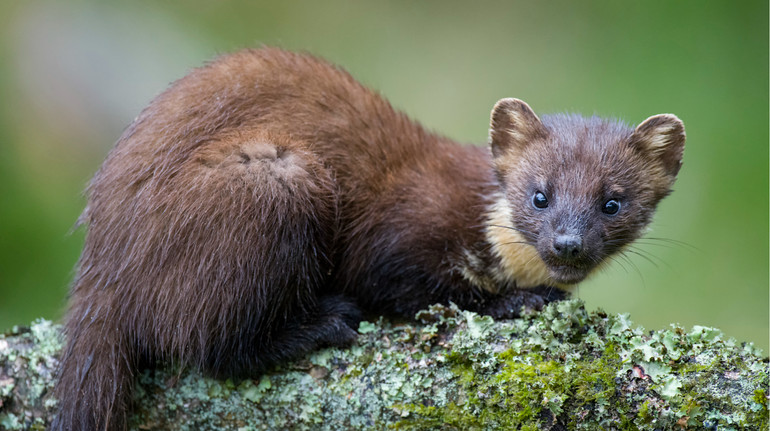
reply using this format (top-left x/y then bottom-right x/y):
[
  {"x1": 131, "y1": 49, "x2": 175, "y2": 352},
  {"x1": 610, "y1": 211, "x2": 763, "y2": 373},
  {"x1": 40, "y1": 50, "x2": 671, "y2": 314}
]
[
  {"x1": 458, "y1": 249, "x2": 497, "y2": 293},
  {"x1": 483, "y1": 194, "x2": 555, "y2": 291}
]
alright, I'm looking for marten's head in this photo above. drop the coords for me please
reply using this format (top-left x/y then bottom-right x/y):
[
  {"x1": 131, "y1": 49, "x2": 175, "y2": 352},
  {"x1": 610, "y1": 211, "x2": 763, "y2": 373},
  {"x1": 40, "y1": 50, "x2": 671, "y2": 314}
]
[{"x1": 487, "y1": 98, "x2": 685, "y2": 286}]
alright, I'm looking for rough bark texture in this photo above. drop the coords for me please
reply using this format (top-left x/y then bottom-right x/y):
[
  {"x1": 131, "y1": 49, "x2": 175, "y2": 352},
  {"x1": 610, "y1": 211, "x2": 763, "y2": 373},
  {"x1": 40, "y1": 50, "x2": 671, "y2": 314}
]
[{"x1": 0, "y1": 300, "x2": 767, "y2": 430}]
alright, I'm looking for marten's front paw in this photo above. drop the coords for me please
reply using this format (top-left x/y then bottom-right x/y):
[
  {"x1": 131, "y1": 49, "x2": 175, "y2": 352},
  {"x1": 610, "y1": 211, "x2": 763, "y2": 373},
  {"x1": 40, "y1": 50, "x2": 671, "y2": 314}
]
[
  {"x1": 480, "y1": 287, "x2": 568, "y2": 320},
  {"x1": 318, "y1": 295, "x2": 363, "y2": 329},
  {"x1": 312, "y1": 295, "x2": 363, "y2": 348},
  {"x1": 528, "y1": 285, "x2": 569, "y2": 304}
]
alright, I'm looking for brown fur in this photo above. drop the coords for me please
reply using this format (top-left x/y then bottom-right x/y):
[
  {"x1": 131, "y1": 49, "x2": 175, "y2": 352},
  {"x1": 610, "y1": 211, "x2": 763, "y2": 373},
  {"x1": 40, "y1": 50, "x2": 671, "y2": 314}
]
[{"x1": 53, "y1": 48, "x2": 684, "y2": 430}]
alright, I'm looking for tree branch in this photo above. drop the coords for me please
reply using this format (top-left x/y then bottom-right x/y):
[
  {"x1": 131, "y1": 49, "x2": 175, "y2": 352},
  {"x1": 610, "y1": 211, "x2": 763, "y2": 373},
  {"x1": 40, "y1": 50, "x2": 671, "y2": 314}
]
[{"x1": 0, "y1": 300, "x2": 767, "y2": 430}]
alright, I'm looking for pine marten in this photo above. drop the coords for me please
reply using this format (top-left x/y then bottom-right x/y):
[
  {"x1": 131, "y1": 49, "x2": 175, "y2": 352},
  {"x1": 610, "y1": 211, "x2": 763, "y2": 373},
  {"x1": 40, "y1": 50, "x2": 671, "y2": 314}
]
[{"x1": 52, "y1": 48, "x2": 685, "y2": 430}]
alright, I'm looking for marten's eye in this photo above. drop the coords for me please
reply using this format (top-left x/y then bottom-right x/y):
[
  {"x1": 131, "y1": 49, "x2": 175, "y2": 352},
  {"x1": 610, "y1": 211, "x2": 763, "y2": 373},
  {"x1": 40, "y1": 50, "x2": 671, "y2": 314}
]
[
  {"x1": 532, "y1": 191, "x2": 549, "y2": 209},
  {"x1": 602, "y1": 199, "x2": 621, "y2": 215}
]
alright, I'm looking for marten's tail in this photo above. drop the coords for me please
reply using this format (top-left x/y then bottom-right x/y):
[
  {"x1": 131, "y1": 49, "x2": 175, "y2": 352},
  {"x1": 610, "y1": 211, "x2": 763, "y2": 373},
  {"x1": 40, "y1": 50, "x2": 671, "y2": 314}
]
[{"x1": 52, "y1": 295, "x2": 136, "y2": 431}]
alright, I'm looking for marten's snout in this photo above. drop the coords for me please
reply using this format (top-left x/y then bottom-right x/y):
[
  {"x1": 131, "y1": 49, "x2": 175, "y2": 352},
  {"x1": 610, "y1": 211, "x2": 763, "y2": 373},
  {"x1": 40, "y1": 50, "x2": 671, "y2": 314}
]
[
  {"x1": 539, "y1": 230, "x2": 595, "y2": 284},
  {"x1": 552, "y1": 234, "x2": 583, "y2": 260}
]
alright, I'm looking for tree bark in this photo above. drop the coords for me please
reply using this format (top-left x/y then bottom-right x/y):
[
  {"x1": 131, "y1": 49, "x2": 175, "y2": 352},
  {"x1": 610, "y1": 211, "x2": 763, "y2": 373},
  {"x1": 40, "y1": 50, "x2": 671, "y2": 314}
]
[{"x1": 0, "y1": 300, "x2": 767, "y2": 430}]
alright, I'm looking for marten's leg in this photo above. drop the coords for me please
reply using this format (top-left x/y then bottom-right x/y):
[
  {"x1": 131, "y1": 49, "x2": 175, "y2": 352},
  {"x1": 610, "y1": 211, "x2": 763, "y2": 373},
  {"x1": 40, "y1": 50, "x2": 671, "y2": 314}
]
[
  {"x1": 205, "y1": 294, "x2": 362, "y2": 379},
  {"x1": 470, "y1": 286, "x2": 569, "y2": 319},
  {"x1": 54, "y1": 131, "x2": 359, "y2": 430},
  {"x1": 178, "y1": 131, "x2": 361, "y2": 377}
]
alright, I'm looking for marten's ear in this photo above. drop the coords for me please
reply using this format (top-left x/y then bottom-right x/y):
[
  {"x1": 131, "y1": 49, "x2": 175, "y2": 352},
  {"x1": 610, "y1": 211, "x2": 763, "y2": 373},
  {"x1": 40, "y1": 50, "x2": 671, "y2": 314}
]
[
  {"x1": 630, "y1": 114, "x2": 686, "y2": 180},
  {"x1": 489, "y1": 98, "x2": 546, "y2": 158}
]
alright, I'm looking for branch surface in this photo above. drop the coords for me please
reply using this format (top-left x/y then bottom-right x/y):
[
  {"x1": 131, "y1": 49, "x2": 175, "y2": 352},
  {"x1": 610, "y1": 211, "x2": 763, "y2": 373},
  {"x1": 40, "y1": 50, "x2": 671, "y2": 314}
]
[{"x1": 0, "y1": 300, "x2": 767, "y2": 430}]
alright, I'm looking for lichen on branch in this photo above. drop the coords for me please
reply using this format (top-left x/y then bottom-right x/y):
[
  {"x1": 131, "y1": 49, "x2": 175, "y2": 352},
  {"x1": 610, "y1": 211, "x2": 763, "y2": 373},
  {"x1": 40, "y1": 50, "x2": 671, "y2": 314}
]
[{"x1": 0, "y1": 300, "x2": 767, "y2": 430}]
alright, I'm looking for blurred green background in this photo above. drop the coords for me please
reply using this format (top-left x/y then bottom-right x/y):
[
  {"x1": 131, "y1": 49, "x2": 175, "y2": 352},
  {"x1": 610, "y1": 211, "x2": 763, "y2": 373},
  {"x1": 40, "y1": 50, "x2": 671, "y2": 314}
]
[{"x1": 0, "y1": 1, "x2": 767, "y2": 352}]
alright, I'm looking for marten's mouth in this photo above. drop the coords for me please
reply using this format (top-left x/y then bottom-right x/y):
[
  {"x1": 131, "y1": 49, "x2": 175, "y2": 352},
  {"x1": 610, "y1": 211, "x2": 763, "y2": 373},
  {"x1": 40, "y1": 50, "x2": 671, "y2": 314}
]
[{"x1": 547, "y1": 263, "x2": 592, "y2": 285}]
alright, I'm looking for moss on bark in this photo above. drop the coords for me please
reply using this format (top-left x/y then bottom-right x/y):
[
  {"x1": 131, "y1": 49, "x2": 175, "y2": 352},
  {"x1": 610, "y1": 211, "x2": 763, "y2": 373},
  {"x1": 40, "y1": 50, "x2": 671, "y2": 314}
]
[{"x1": 1, "y1": 300, "x2": 767, "y2": 430}]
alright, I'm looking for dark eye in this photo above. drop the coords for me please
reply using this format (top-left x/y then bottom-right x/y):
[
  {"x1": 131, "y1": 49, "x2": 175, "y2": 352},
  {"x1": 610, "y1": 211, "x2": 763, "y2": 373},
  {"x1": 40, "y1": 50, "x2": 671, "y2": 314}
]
[
  {"x1": 532, "y1": 191, "x2": 549, "y2": 209},
  {"x1": 602, "y1": 199, "x2": 621, "y2": 215}
]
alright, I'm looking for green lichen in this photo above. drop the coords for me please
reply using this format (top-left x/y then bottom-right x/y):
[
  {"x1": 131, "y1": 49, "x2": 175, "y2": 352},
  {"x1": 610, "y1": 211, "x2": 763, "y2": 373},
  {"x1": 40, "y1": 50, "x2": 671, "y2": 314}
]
[
  {"x1": 396, "y1": 337, "x2": 628, "y2": 429},
  {"x1": 0, "y1": 319, "x2": 63, "y2": 428},
  {"x1": 0, "y1": 412, "x2": 22, "y2": 430},
  {"x1": 394, "y1": 300, "x2": 769, "y2": 430},
  {"x1": 1, "y1": 301, "x2": 767, "y2": 430}
]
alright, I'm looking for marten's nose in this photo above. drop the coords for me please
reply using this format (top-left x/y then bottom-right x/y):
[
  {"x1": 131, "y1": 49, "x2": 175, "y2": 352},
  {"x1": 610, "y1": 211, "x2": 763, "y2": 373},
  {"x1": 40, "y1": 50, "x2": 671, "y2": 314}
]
[{"x1": 553, "y1": 234, "x2": 583, "y2": 260}]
